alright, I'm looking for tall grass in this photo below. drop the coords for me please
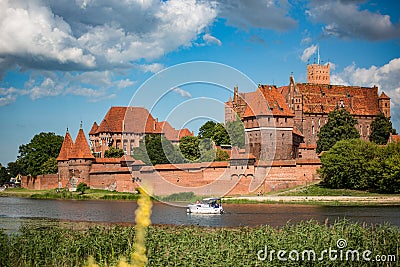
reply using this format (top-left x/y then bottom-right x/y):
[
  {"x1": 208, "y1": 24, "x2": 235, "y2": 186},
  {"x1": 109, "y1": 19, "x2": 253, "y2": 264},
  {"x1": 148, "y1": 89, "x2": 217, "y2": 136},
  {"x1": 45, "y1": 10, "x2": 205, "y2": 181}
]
[{"x1": 1, "y1": 219, "x2": 398, "y2": 266}]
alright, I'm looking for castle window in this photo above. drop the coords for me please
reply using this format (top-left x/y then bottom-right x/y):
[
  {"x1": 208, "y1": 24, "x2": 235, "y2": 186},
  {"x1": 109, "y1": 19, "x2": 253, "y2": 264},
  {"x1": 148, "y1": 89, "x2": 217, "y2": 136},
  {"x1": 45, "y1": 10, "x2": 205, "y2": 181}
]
[
  {"x1": 312, "y1": 125, "x2": 315, "y2": 135},
  {"x1": 385, "y1": 103, "x2": 388, "y2": 107}
]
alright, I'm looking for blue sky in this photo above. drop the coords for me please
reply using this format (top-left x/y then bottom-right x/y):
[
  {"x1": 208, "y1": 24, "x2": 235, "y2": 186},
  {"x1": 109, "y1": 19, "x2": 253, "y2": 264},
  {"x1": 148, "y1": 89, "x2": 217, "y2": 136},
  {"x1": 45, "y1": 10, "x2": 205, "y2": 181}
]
[{"x1": 1, "y1": 0, "x2": 400, "y2": 166}]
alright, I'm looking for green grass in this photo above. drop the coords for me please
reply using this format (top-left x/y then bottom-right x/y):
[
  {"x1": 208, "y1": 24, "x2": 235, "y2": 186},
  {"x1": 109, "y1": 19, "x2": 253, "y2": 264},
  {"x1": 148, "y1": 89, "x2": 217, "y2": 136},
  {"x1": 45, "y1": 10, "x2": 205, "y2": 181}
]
[
  {"x1": 1, "y1": 219, "x2": 398, "y2": 266},
  {"x1": 0, "y1": 187, "x2": 140, "y2": 201},
  {"x1": 280, "y1": 184, "x2": 391, "y2": 197}
]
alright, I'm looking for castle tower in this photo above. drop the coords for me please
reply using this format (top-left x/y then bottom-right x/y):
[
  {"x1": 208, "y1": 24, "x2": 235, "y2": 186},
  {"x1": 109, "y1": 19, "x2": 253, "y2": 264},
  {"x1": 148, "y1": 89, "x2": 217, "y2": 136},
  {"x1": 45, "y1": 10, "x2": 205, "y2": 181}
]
[
  {"x1": 57, "y1": 129, "x2": 74, "y2": 188},
  {"x1": 307, "y1": 63, "x2": 330, "y2": 85},
  {"x1": 378, "y1": 92, "x2": 391, "y2": 118},
  {"x1": 68, "y1": 127, "x2": 94, "y2": 191}
]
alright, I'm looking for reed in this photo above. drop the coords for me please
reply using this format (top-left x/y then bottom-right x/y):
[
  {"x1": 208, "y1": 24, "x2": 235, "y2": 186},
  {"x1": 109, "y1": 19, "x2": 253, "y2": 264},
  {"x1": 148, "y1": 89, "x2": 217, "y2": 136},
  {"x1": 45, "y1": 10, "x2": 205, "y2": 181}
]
[{"x1": 1, "y1": 219, "x2": 398, "y2": 266}]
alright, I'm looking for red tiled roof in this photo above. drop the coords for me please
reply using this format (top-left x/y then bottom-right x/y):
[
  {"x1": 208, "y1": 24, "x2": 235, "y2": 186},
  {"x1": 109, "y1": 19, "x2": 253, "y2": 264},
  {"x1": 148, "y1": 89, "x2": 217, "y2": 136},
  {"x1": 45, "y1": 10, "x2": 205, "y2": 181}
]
[
  {"x1": 379, "y1": 92, "x2": 390, "y2": 99},
  {"x1": 92, "y1": 106, "x2": 193, "y2": 141},
  {"x1": 299, "y1": 143, "x2": 317, "y2": 149},
  {"x1": 95, "y1": 106, "x2": 157, "y2": 134},
  {"x1": 89, "y1": 122, "x2": 99, "y2": 135},
  {"x1": 94, "y1": 158, "x2": 121, "y2": 163},
  {"x1": 296, "y1": 83, "x2": 381, "y2": 116},
  {"x1": 69, "y1": 128, "x2": 94, "y2": 159},
  {"x1": 179, "y1": 128, "x2": 194, "y2": 139},
  {"x1": 239, "y1": 85, "x2": 294, "y2": 118},
  {"x1": 390, "y1": 134, "x2": 400, "y2": 143},
  {"x1": 57, "y1": 131, "x2": 74, "y2": 161},
  {"x1": 292, "y1": 126, "x2": 304, "y2": 137}
]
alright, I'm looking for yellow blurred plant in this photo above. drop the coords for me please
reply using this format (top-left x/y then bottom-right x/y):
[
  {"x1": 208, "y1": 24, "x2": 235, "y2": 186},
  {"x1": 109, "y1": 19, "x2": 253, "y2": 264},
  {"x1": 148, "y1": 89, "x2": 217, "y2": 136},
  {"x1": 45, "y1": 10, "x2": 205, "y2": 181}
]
[{"x1": 86, "y1": 187, "x2": 152, "y2": 267}]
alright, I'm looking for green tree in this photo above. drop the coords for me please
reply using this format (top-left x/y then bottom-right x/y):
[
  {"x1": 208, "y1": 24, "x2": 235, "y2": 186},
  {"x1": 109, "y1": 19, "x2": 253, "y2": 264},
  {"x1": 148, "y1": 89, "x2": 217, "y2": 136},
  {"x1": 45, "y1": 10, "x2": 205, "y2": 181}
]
[
  {"x1": 104, "y1": 147, "x2": 125, "y2": 158},
  {"x1": 40, "y1": 157, "x2": 58, "y2": 174},
  {"x1": 0, "y1": 164, "x2": 11, "y2": 186},
  {"x1": 198, "y1": 121, "x2": 216, "y2": 139},
  {"x1": 215, "y1": 148, "x2": 230, "y2": 161},
  {"x1": 198, "y1": 139, "x2": 216, "y2": 162},
  {"x1": 179, "y1": 136, "x2": 200, "y2": 162},
  {"x1": 6, "y1": 161, "x2": 25, "y2": 178},
  {"x1": 17, "y1": 132, "x2": 64, "y2": 176},
  {"x1": 369, "y1": 113, "x2": 393, "y2": 145},
  {"x1": 133, "y1": 134, "x2": 184, "y2": 165},
  {"x1": 76, "y1": 182, "x2": 89, "y2": 195},
  {"x1": 226, "y1": 117, "x2": 245, "y2": 148},
  {"x1": 316, "y1": 108, "x2": 360, "y2": 153},
  {"x1": 212, "y1": 123, "x2": 230, "y2": 146},
  {"x1": 319, "y1": 139, "x2": 378, "y2": 190}
]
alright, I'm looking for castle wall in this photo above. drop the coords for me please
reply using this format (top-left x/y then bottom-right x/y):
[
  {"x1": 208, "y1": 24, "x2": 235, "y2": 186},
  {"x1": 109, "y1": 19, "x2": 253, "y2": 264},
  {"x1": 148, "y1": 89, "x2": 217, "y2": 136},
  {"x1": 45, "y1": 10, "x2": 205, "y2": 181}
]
[
  {"x1": 21, "y1": 174, "x2": 59, "y2": 190},
  {"x1": 21, "y1": 160, "x2": 320, "y2": 195}
]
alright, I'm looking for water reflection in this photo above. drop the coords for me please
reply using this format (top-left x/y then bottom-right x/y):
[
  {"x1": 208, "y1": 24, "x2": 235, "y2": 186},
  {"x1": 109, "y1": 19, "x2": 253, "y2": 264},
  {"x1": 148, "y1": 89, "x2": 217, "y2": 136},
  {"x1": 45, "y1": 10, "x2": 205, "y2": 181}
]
[{"x1": 0, "y1": 197, "x2": 399, "y2": 233}]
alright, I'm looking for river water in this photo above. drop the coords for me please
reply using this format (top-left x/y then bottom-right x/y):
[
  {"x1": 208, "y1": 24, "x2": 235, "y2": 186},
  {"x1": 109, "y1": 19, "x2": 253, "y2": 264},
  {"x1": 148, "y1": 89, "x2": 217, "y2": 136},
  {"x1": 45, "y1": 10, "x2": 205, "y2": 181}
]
[{"x1": 1, "y1": 197, "x2": 399, "y2": 233}]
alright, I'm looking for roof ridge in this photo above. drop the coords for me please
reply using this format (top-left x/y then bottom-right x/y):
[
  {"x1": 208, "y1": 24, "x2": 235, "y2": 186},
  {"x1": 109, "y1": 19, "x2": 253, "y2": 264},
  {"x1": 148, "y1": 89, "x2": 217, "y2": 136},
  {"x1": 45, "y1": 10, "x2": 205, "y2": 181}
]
[
  {"x1": 57, "y1": 130, "x2": 74, "y2": 161},
  {"x1": 70, "y1": 128, "x2": 94, "y2": 159}
]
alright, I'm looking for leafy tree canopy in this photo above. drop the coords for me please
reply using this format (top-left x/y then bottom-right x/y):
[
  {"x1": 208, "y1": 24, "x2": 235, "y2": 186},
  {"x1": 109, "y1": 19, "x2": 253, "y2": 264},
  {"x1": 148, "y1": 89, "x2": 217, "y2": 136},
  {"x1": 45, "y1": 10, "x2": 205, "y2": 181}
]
[
  {"x1": 369, "y1": 113, "x2": 393, "y2": 145},
  {"x1": 76, "y1": 182, "x2": 89, "y2": 195},
  {"x1": 319, "y1": 139, "x2": 400, "y2": 193},
  {"x1": 104, "y1": 147, "x2": 124, "y2": 158},
  {"x1": 212, "y1": 123, "x2": 230, "y2": 146},
  {"x1": 316, "y1": 108, "x2": 360, "y2": 153},
  {"x1": 198, "y1": 121, "x2": 216, "y2": 139},
  {"x1": 179, "y1": 136, "x2": 200, "y2": 162},
  {"x1": 226, "y1": 118, "x2": 245, "y2": 148},
  {"x1": 17, "y1": 132, "x2": 64, "y2": 176},
  {"x1": 133, "y1": 134, "x2": 184, "y2": 165},
  {"x1": 40, "y1": 157, "x2": 58, "y2": 174}
]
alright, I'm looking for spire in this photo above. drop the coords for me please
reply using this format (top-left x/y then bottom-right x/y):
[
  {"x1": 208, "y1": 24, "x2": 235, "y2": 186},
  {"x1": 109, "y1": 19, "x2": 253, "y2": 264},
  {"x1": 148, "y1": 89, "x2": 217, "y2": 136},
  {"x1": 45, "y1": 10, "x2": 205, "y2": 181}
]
[
  {"x1": 57, "y1": 130, "x2": 74, "y2": 161},
  {"x1": 317, "y1": 45, "x2": 320, "y2": 65},
  {"x1": 69, "y1": 128, "x2": 94, "y2": 159}
]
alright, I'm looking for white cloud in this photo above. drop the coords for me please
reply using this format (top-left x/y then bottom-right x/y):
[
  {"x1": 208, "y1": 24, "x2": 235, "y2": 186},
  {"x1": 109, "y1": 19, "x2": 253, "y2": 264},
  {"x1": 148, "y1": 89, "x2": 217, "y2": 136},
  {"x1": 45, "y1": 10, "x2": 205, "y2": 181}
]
[
  {"x1": 301, "y1": 44, "x2": 318, "y2": 62},
  {"x1": 203, "y1": 33, "x2": 222, "y2": 46},
  {"x1": 307, "y1": 0, "x2": 400, "y2": 40},
  {"x1": 137, "y1": 63, "x2": 165, "y2": 73},
  {"x1": 0, "y1": 70, "x2": 136, "y2": 105},
  {"x1": 0, "y1": 0, "x2": 217, "y2": 74},
  {"x1": 172, "y1": 87, "x2": 192, "y2": 98},
  {"x1": 331, "y1": 58, "x2": 400, "y2": 106}
]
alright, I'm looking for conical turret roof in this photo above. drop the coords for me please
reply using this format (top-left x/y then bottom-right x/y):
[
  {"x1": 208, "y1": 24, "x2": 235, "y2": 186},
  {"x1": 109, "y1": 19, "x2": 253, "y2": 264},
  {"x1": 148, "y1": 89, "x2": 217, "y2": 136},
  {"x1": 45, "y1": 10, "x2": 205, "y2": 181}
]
[
  {"x1": 69, "y1": 128, "x2": 94, "y2": 159},
  {"x1": 57, "y1": 130, "x2": 74, "y2": 161}
]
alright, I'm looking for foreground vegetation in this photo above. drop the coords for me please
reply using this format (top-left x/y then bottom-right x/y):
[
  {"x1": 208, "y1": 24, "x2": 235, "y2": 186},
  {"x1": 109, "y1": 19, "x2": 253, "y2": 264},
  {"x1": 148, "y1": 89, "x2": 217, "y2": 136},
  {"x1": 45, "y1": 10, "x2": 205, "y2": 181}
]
[
  {"x1": 0, "y1": 219, "x2": 398, "y2": 267},
  {"x1": 319, "y1": 139, "x2": 400, "y2": 193}
]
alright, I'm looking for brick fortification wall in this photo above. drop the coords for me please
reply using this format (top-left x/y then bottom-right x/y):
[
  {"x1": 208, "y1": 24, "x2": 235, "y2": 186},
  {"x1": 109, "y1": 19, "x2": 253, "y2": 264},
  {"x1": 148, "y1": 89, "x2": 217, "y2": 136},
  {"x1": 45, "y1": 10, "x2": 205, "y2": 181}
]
[
  {"x1": 21, "y1": 160, "x2": 320, "y2": 195},
  {"x1": 21, "y1": 174, "x2": 59, "y2": 190}
]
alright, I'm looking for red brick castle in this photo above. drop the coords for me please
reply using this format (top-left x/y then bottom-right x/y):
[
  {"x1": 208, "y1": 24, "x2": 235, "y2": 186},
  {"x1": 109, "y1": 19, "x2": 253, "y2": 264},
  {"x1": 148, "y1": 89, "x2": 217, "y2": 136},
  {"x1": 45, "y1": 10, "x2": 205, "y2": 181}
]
[{"x1": 21, "y1": 62, "x2": 394, "y2": 195}]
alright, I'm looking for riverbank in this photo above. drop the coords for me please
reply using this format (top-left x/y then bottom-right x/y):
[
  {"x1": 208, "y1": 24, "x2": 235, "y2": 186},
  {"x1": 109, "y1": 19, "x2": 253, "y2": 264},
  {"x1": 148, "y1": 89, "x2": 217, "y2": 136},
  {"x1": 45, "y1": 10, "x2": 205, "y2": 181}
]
[
  {"x1": 224, "y1": 195, "x2": 400, "y2": 205},
  {"x1": 2, "y1": 185, "x2": 400, "y2": 206},
  {"x1": 0, "y1": 187, "x2": 140, "y2": 200},
  {"x1": 1, "y1": 219, "x2": 398, "y2": 266}
]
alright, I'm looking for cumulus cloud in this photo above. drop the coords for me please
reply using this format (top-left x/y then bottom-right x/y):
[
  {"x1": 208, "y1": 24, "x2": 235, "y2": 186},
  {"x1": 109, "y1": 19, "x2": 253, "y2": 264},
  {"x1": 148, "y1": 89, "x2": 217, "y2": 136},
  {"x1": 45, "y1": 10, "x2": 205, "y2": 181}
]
[
  {"x1": 203, "y1": 33, "x2": 222, "y2": 46},
  {"x1": 216, "y1": 0, "x2": 297, "y2": 31},
  {"x1": 301, "y1": 44, "x2": 318, "y2": 62},
  {"x1": 307, "y1": 0, "x2": 400, "y2": 40},
  {"x1": 331, "y1": 58, "x2": 400, "y2": 106},
  {"x1": 0, "y1": 0, "x2": 217, "y2": 74},
  {"x1": 172, "y1": 87, "x2": 192, "y2": 98},
  {"x1": 0, "y1": 71, "x2": 135, "y2": 105}
]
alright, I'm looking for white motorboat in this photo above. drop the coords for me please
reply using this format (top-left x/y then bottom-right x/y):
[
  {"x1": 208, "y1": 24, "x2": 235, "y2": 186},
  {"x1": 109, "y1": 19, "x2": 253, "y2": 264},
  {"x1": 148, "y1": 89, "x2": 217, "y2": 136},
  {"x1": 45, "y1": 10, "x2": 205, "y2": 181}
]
[{"x1": 187, "y1": 197, "x2": 224, "y2": 214}]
